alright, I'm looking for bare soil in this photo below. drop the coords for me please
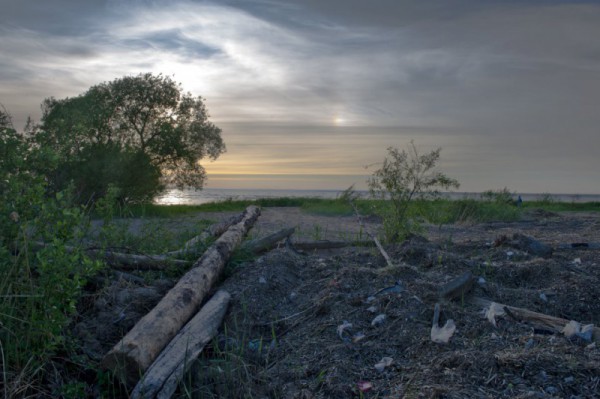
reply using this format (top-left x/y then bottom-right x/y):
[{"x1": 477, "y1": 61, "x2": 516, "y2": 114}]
[{"x1": 73, "y1": 208, "x2": 600, "y2": 398}]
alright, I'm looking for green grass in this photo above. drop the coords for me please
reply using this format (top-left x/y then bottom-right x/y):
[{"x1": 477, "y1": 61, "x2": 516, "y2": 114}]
[
  {"x1": 523, "y1": 201, "x2": 600, "y2": 212},
  {"x1": 121, "y1": 196, "x2": 599, "y2": 221}
]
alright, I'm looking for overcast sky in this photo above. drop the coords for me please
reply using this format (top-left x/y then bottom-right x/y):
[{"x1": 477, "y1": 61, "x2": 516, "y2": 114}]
[{"x1": 1, "y1": 0, "x2": 599, "y2": 193}]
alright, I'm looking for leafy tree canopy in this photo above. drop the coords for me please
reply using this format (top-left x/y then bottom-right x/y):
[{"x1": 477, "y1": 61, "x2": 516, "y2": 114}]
[{"x1": 36, "y1": 73, "x2": 225, "y2": 202}]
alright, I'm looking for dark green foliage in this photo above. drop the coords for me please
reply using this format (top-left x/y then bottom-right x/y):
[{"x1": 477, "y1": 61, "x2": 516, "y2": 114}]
[{"x1": 36, "y1": 73, "x2": 225, "y2": 203}]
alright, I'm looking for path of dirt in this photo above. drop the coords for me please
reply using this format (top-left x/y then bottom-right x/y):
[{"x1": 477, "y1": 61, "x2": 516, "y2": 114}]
[{"x1": 74, "y1": 208, "x2": 600, "y2": 398}]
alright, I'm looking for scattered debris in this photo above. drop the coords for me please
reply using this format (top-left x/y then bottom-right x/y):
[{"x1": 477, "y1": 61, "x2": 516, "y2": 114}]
[
  {"x1": 357, "y1": 381, "x2": 373, "y2": 392},
  {"x1": 374, "y1": 357, "x2": 393, "y2": 372},
  {"x1": 438, "y1": 271, "x2": 474, "y2": 300},
  {"x1": 371, "y1": 314, "x2": 386, "y2": 327},
  {"x1": 430, "y1": 303, "x2": 456, "y2": 344}
]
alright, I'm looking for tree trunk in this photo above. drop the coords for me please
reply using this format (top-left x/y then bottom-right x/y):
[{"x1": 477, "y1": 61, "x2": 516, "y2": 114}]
[
  {"x1": 241, "y1": 227, "x2": 295, "y2": 254},
  {"x1": 131, "y1": 290, "x2": 231, "y2": 399},
  {"x1": 102, "y1": 205, "x2": 260, "y2": 386}
]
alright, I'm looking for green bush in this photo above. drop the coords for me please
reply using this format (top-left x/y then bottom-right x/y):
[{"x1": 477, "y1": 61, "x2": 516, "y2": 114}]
[{"x1": 368, "y1": 142, "x2": 459, "y2": 242}]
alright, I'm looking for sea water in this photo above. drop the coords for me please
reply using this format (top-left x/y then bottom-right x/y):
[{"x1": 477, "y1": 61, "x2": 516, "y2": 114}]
[{"x1": 155, "y1": 188, "x2": 600, "y2": 206}]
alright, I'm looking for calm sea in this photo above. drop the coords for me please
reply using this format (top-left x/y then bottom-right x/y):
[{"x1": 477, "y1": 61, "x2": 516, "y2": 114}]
[{"x1": 155, "y1": 188, "x2": 600, "y2": 206}]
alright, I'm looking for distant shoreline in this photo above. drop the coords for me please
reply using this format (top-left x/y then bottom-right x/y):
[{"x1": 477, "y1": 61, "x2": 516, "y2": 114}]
[{"x1": 155, "y1": 187, "x2": 600, "y2": 206}]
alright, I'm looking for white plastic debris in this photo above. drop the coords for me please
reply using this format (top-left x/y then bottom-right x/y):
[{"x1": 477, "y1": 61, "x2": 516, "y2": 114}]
[
  {"x1": 573, "y1": 258, "x2": 582, "y2": 265},
  {"x1": 485, "y1": 302, "x2": 506, "y2": 327},
  {"x1": 366, "y1": 306, "x2": 378, "y2": 313},
  {"x1": 337, "y1": 320, "x2": 353, "y2": 339},
  {"x1": 374, "y1": 357, "x2": 393, "y2": 372},
  {"x1": 352, "y1": 332, "x2": 366, "y2": 343},
  {"x1": 431, "y1": 319, "x2": 456, "y2": 343},
  {"x1": 562, "y1": 321, "x2": 595, "y2": 342},
  {"x1": 562, "y1": 320, "x2": 581, "y2": 338},
  {"x1": 371, "y1": 314, "x2": 386, "y2": 326},
  {"x1": 357, "y1": 381, "x2": 373, "y2": 392}
]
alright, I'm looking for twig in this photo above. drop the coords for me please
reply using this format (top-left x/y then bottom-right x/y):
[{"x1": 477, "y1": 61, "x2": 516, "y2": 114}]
[{"x1": 349, "y1": 201, "x2": 394, "y2": 268}]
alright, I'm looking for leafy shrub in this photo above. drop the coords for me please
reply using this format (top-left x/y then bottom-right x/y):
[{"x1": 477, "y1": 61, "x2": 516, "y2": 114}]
[{"x1": 368, "y1": 142, "x2": 459, "y2": 241}]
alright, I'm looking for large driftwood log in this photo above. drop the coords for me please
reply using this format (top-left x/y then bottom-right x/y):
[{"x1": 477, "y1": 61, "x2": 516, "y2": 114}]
[
  {"x1": 165, "y1": 212, "x2": 247, "y2": 258},
  {"x1": 241, "y1": 227, "x2": 295, "y2": 254},
  {"x1": 471, "y1": 297, "x2": 600, "y2": 342},
  {"x1": 102, "y1": 205, "x2": 261, "y2": 386},
  {"x1": 131, "y1": 290, "x2": 231, "y2": 399}
]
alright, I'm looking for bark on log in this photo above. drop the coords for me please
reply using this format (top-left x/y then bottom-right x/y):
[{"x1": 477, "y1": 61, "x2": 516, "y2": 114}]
[
  {"x1": 471, "y1": 297, "x2": 600, "y2": 342},
  {"x1": 241, "y1": 227, "x2": 295, "y2": 254},
  {"x1": 92, "y1": 250, "x2": 190, "y2": 270},
  {"x1": 290, "y1": 240, "x2": 375, "y2": 251},
  {"x1": 31, "y1": 242, "x2": 190, "y2": 270},
  {"x1": 439, "y1": 271, "x2": 474, "y2": 300},
  {"x1": 102, "y1": 205, "x2": 261, "y2": 386},
  {"x1": 165, "y1": 212, "x2": 246, "y2": 258},
  {"x1": 131, "y1": 290, "x2": 231, "y2": 399}
]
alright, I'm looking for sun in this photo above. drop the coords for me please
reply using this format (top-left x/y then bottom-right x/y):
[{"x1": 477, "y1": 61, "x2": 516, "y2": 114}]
[{"x1": 333, "y1": 116, "x2": 346, "y2": 125}]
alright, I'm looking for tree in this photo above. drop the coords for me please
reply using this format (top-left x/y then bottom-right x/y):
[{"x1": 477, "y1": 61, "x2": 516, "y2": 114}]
[
  {"x1": 37, "y1": 73, "x2": 225, "y2": 203},
  {"x1": 368, "y1": 141, "x2": 460, "y2": 241}
]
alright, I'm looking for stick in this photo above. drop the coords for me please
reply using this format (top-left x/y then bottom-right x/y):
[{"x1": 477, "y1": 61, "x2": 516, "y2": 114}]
[
  {"x1": 350, "y1": 202, "x2": 394, "y2": 268},
  {"x1": 471, "y1": 296, "x2": 600, "y2": 342}
]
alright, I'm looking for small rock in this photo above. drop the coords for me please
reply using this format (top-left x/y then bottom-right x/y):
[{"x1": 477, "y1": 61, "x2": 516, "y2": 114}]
[
  {"x1": 545, "y1": 386, "x2": 559, "y2": 395},
  {"x1": 478, "y1": 277, "x2": 486, "y2": 285},
  {"x1": 258, "y1": 276, "x2": 267, "y2": 284},
  {"x1": 573, "y1": 258, "x2": 581, "y2": 264},
  {"x1": 564, "y1": 376, "x2": 574, "y2": 384},
  {"x1": 366, "y1": 306, "x2": 377, "y2": 313},
  {"x1": 539, "y1": 293, "x2": 548, "y2": 302},
  {"x1": 365, "y1": 296, "x2": 376, "y2": 303}
]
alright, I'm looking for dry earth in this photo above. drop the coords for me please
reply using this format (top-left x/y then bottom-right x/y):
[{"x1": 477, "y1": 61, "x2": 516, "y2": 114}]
[{"x1": 73, "y1": 208, "x2": 600, "y2": 398}]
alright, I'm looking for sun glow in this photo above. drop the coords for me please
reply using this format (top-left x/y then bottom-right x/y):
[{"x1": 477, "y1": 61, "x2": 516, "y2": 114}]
[{"x1": 333, "y1": 116, "x2": 346, "y2": 125}]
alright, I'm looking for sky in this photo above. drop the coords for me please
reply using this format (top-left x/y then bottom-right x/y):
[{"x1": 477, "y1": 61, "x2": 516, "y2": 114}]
[{"x1": 1, "y1": 0, "x2": 599, "y2": 193}]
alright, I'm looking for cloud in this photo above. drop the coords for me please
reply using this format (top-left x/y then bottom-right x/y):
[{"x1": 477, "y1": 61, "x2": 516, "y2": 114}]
[{"x1": 1, "y1": 0, "x2": 599, "y2": 193}]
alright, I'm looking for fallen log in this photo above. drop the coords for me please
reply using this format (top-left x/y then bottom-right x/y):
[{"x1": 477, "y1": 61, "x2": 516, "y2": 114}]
[
  {"x1": 165, "y1": 212, "x2": 247, "y2": 258},
  {"x1": 471, "y1": 296, "x2": 600, "y2": 342},
  {"x1": 241, "y1": 227, "x2": 295, "y2": 254},
  {"x1": 290, "y1": 240, "x2": 375, "y2": 251},
  {"x1": 102, "y1": 205, "x2": 261, "y2": 386},
  {"x1": 439, "y1": 271, "x2": 474, "y2": 301},
  {"x1": 31, "y1": 242, "x2": 190, "y2": 271},
  {"x1": 131, "y1": 290, "x2": 231, "y2": 399},
  {"x1": 92, "y1": 249, "x2": 190, "y2": 270},
  {"x1": 498, "y1": 233, "x2": 553, "y2": 258}
]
